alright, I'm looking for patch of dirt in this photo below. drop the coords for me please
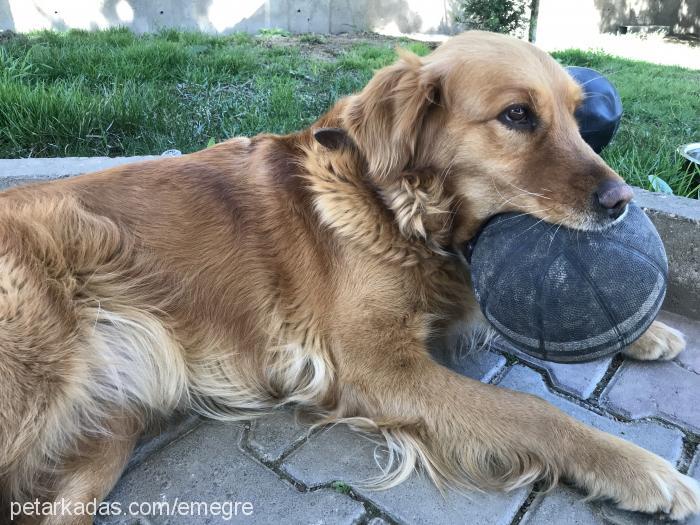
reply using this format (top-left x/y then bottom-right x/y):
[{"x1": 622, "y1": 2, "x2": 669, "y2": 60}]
[{"x1": 258, "y1": 32, "x2": 440, "y2": 61}]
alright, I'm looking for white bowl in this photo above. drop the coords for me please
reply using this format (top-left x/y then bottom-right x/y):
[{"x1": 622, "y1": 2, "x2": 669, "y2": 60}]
[{"x1": 678, "y1": 143, "x2": 700, "y2": 164}]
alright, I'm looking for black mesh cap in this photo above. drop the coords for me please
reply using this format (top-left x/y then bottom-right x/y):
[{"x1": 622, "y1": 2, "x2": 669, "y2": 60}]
[
  {"x1": 469, "y1": 202, "x2": 667, "y2": 363},
  {"x1": 566, "y1": 66, "x2": 623, "y2": 154}
]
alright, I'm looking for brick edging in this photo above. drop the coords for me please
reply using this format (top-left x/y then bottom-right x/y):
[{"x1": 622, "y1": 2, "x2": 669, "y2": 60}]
[{"x1": 633, "y1": 188, "x2": 700, "y2": 320}]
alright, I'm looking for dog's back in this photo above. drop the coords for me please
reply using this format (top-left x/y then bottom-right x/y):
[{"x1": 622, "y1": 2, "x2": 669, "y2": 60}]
[{"x1": 0, "y1": 133, "x2": 344, "y2": 509}]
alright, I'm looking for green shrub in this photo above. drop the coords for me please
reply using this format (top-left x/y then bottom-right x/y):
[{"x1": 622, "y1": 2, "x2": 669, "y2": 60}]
[{"x1": 455, "y1": 0, "x2": 528, "y2": 34}]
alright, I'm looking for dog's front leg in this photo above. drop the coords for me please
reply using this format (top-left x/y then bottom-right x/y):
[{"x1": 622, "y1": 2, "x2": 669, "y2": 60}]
[{"x1": 332, "y1": 320, "x2": 699, "y2": 520}]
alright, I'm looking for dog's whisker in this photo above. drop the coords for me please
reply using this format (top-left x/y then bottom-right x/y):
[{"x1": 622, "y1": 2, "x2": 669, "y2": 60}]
[
  {"x1": 498, "y1": 195, "x2": 548, "y2": 208},
  {"x1": 545, "y1": 216, "x2": 569, "y2": 256},
  {"x1": 501, "y1": 180, "x2": 552, "y2": 200},
  {"x1": 487, "y1": 175, "x2": 552, "y2": 218},
  {"x1": 495, "y1": 209, "x2": 552, "y2": 222},
  {"x1": 510, "y1": 211, "x2": 553, "y2": 239}
]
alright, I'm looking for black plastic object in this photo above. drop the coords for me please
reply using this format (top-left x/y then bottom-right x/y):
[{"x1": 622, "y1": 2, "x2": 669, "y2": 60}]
[
  {"x1": 566, "y1": 66, "x2": 623, "y2": 153},
  {"x1": 469, "y1": 202, "x2": 667, "y2": 362}
]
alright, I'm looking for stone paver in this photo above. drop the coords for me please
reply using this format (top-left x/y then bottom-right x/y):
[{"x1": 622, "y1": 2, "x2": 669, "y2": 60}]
[
  {"x1": 583, "y1": 311, "x2": 700, "y2": 434},
  {"x1": 2, "y1": 145, "x2": 698, "y2": 524},
  {"x1": 688, "y1": 452, "x2": 700, "y2": 525},
  {"x1": 102, "y1": 421, "x2": 365, "y2": 524},
  {"x1": 498, "y1": 365, "x2": 684, "y2": 460},
  {"x1": 440, "y1": 347, "x2": 506, "y2": 382},
  {"x1": 430, "y1": 331, "x2": 507, "y2": 382},
  {"x1": 522, "y1": 453, "x2": 700, "y2": 525},
  {"x1": 601, "y1": 359, "x2": 700, "y2": 434},
  {"x1": 494, "y1": 338, "x2": 613, "y2": 399},
  {"x1": 500, "y1": 365, "x2": 686, "y2": 525},
  {"x1": 692, "y1": 451, "x2": 700, "y2": 481},
  {"x1": 247, "y1": 409, "x2": 312, "y2": 463},
  {"x1": 127, "y1": 412, "x2": 202, "y2": 471},
  {"x1": 367, "y1": 518, "x2": 391, "y2": 525},
  {"x1": 658, "y1": 310, "x2": 700, "y2": 374},
  {"x1": 520, "y1": 485, "x2": 666, "y2": 525},
  {"x1": 281, "y1": 423, "x2": 529, "y2": 525}
]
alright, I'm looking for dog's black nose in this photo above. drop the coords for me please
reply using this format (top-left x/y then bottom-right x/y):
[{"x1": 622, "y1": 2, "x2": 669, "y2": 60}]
[{"x1": 595, "y1": 180, "x2": 633, "y2": 219}]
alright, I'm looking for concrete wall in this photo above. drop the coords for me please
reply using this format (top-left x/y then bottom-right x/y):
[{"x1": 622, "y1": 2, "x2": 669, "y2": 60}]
[
  {"x1": 535, "y1": 0, "x2": 699, "y2": 47},
  {"x1": 0, "y1": 0, "x2": 460, "y2": 35},
  {"x1": 0, "y1": 1, "x2": 697, "y2": 38}
]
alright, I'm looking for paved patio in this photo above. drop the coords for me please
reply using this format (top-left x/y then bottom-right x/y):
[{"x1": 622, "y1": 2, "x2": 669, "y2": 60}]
[{"x1": 95, "y1": 310, "x2": 700, "y2": 525}]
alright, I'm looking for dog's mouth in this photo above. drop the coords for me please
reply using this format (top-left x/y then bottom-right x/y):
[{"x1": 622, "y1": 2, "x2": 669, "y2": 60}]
[
  {"x1": 549, "y1": 201, "x2": 631, "y2": 233},
  {"x1": 461, "y1": 202, "x2": 631, "y2": 264},
  {"x1": 567, "y1": 207, "x2": 630, "y2": 232}
]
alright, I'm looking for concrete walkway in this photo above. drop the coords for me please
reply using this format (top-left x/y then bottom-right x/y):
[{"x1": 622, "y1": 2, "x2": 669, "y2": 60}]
[
  {"x1": 94, "y1": 312, "x2": 700, "y2": 525},
  {"x1": 537, "y1": 34, "x2": 700, "y2": 70}
]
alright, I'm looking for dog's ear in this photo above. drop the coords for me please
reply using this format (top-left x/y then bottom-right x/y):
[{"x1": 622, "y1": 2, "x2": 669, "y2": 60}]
[
  {"x1": 314, "y1": 127, "x2": 353, "y2": 150},
  {"x1": 341, "y1": 50, "x2": 440, "y2": 180}
]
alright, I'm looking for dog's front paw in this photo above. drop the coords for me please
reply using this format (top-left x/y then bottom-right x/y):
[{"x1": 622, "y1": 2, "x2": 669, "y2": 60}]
[
  {"x1": 619, "y1": 460, "x2": 700, "y2": 520},
  {"x1": 623, "y1": 321, "x2": 686, "y2": 361},
  {"x1": 579, "y1": 436, "x2": 700, "y2": 520},
  {"x1": 668, "y1": 473, "x2": 700, "y2": 521}
]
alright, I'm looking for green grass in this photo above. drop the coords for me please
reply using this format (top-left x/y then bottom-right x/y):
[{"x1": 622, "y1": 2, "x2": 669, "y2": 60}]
[
  {"x1": 0, "y1": 29, "x2": 697, "y2": 197},
  {"x1": 0, "y1": 28, "x2": 406, "y2": 159},
  {"x1": 552, "y1": 49, "x2": 700, "y2": 198}
]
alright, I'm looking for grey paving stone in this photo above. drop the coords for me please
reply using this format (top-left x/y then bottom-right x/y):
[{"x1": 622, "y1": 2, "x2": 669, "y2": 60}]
[
  {"x1": 688, "y1": 451, "x2": 700, "y2": 525},
  {"x1": 600, "y1": 359, "x2": 700, "y2": 434},
  {"x1": 127, "y1": 412, "x2": 202, "y2": 471},
  {"x1": 102, "y1": 421, "x2": 366, "y2": 525},
  {"x1": 367, "y1": 518, "x2": 391, "y2": 525},
  {"x1": 494, "y1": 337, "x2": 612, "y2": 399},
  {"x1": 691, "y1": 451, "x2": 700, "y2": 480},
  {"x1": 441, "y1": 348, "x2": 507, "y2": 382},
  {"x1": 520, "y1": 485, "x2": 669, "y2": 525},
  {"x1": 431, "y1": 331, "x2": 507, "y2": 382},
  {"x1": 499, "y1": 365, "x2": 684, "y2": 461},
  {"x1": 657, "y1": 310, "x2": 700, "y2": 374},
  {"x1": 502, "y1": 365, "x2": 686, "y2": 525},
  {"x1": 281, "y1": 423, "x2": 529, "y2": 525},
  {"x1": 247, "y1": 409, "x2": 312, "y2": 462},
  {"x1": 595, "y1": 312, "x2": 700, "y2": 433}
]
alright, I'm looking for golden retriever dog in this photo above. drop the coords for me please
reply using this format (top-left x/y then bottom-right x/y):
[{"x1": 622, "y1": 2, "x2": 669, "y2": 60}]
[{"x1": 1, "y1": 31, "x2": 698, "y2": 523}]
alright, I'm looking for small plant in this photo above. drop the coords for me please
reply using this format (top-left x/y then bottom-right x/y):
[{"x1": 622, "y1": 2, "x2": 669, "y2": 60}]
[
  {"x1": 258, "y1": 28, "x2": 291, "y2": 38},
  {"x1": 331, "y1": 481, "x2": 352, "y2": 495},
  {"x1": 299, "y1": 33, "x2": 326, "y2": 44},
  {"x1": 455, "y1": 0, "x2": 528, "y2": 35}
]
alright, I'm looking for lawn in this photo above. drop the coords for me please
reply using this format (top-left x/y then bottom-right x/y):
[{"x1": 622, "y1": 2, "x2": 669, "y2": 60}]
[{"x1": 0, "y1": 28, "x2": 697, "y2": 198}]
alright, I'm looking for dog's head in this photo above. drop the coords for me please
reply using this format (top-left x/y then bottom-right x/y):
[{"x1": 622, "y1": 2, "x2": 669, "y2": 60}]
[{"x1": 339, "y1": 31, "x2": 633, "y2": 245}]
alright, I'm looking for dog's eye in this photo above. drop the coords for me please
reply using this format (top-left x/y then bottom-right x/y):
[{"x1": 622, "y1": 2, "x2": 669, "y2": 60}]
[
  {"x1": 507, "y1": 106, "x2": 527, "y2": 121},
  {"x1": 498, "y1": 104, "x2": 536, "y2": 131}
]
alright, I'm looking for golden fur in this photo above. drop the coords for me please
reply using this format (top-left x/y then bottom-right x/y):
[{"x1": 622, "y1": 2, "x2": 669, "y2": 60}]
[{"x1": 0, "y1": 31, "x2": 698, "y2": 524}]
